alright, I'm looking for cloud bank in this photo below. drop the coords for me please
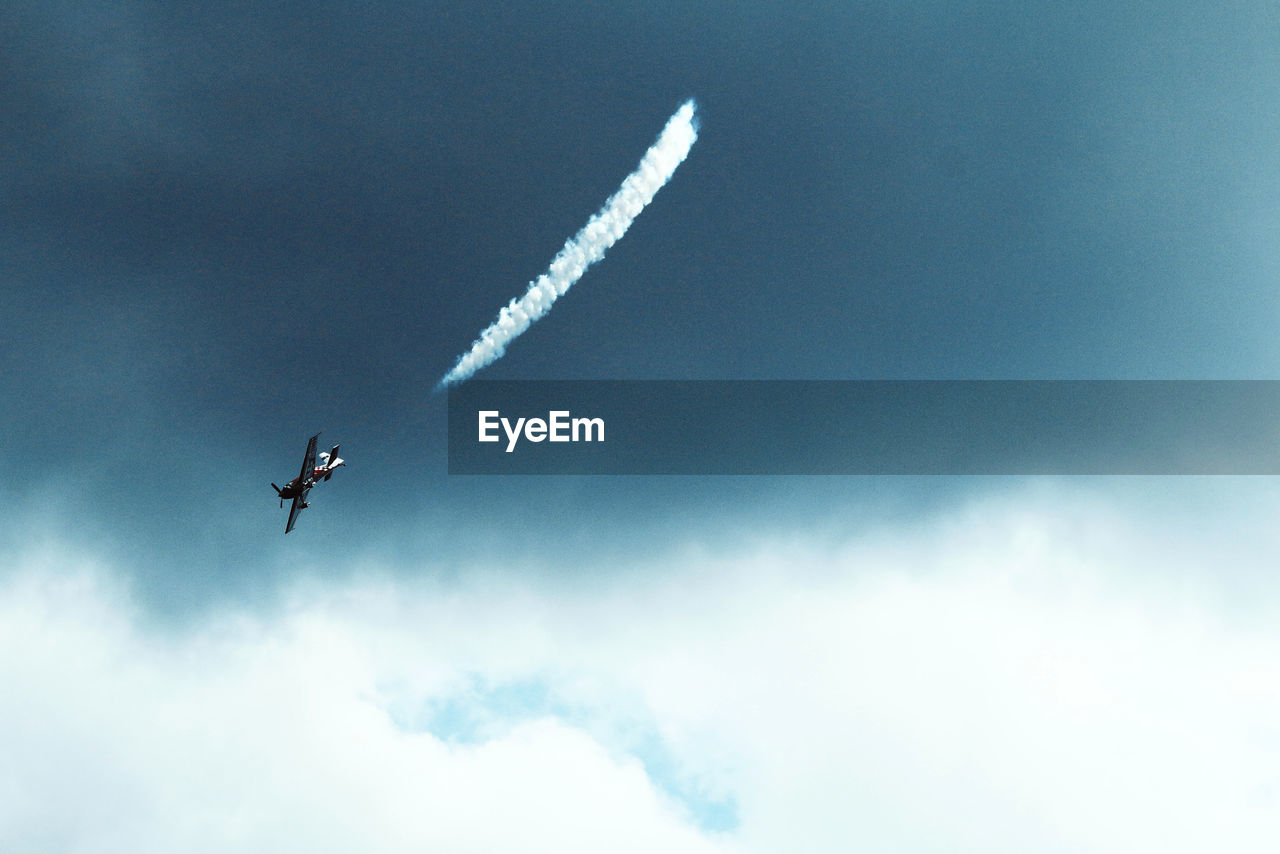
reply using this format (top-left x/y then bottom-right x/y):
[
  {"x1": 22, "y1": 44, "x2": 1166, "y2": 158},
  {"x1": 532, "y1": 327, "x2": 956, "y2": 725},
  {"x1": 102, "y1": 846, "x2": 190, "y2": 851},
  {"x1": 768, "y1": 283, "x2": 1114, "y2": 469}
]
[{"x1": 3, "y1": 485, "x2": 1278, "y2": 852}]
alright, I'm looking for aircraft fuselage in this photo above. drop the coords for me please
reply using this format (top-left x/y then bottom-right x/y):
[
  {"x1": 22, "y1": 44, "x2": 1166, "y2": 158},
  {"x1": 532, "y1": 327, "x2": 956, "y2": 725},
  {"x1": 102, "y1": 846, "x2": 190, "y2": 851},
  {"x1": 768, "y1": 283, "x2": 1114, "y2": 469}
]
[{"x1": 277, "y1": 468, "x2": 330, "y2": 499}]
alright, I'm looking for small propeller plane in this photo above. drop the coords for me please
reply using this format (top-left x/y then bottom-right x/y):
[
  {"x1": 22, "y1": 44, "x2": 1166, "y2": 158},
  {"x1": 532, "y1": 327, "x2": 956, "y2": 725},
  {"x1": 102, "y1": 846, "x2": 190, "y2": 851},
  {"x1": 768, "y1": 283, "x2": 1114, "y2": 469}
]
[{"x1": 271, "y1": 433, "x2": 345, "y2": 533}]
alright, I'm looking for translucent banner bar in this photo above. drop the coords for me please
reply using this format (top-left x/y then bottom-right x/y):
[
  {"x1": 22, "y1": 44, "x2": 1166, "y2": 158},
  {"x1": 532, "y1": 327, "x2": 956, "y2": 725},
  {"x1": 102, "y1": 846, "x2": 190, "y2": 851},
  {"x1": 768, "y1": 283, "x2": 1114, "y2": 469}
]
[{"x1": 447, "y1": 381, "x2": 1280, "y2": 475}]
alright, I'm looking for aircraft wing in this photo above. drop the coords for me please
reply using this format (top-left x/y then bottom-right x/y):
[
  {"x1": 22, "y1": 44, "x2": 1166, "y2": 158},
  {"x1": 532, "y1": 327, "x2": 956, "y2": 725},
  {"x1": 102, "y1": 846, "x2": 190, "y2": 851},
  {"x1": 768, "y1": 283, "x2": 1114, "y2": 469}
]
[
  {"x1": 299, "y1": 433, "x2": 320, "y2": 483},
  {"x1": 285, "y1": 489, "x2": 309, "y2": 534}
]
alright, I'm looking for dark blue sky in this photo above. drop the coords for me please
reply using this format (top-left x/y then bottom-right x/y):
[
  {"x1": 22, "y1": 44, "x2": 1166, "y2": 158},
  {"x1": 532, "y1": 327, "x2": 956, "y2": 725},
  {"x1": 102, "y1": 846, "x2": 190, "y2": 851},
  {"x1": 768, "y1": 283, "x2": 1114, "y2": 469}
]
[
  {"x1": 6, "y1": 4, "x2": 1280, "y2": 849},
  {"x1": 4, "y1": 1, "x2": 1280, "y2": 609}
]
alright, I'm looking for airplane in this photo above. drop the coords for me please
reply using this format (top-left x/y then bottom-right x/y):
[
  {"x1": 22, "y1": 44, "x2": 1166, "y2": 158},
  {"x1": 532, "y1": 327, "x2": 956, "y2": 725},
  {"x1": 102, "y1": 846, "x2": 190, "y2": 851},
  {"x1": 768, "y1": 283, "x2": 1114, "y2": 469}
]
[{"x1": 271, "y1": 433, "x2": 346, "y2": 533}]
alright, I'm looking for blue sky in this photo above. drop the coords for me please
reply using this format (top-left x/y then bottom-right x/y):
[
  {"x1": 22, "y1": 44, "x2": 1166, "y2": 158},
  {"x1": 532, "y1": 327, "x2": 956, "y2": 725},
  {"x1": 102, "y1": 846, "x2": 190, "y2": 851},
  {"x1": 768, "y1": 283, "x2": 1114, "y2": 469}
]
[{"x1": 3, "y1": 1, "x2": 1280, "y2": 850}]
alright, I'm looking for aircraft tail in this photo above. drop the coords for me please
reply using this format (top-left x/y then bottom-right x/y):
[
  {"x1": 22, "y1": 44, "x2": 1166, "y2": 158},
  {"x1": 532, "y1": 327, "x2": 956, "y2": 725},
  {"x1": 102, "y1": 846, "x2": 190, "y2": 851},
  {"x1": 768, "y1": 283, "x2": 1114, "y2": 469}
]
[{"x1": 323, "y1": 445, "x2": 344, "y2": 481}]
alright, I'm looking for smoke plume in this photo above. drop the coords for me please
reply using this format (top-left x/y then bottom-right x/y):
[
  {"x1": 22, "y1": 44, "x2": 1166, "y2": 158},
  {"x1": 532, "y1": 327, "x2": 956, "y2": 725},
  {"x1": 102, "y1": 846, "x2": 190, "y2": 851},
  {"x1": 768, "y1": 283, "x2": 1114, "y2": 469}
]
[{"x1": 439, "y1": 101, "x2": 698, "y2": 387}]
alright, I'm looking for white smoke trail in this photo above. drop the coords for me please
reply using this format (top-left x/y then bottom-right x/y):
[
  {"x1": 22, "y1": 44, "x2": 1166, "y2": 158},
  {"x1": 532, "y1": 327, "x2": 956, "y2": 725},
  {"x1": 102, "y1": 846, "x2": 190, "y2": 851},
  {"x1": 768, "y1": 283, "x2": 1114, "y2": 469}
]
[{"x1": 438, "y1": 100, "x2": 698, "y2": 387}]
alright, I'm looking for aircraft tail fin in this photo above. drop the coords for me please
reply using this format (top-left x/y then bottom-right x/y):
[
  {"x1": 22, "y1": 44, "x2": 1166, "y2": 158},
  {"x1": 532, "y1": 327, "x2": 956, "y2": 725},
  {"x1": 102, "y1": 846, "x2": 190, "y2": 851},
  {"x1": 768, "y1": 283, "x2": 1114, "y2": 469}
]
[{"x1": 324, "y1": 445, "x2": 343, "y2": 480}]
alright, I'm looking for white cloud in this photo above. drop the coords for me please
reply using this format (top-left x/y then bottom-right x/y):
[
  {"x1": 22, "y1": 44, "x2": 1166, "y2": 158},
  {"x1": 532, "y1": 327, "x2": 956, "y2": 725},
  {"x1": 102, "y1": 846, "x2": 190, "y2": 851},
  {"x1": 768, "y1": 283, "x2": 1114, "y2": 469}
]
[
  {"x1": 3, "y1": 481, "x2": 1279, "y2": 852},
  {"x1": 0, "y1": 559, "x2": 733, "y2": 854}
]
